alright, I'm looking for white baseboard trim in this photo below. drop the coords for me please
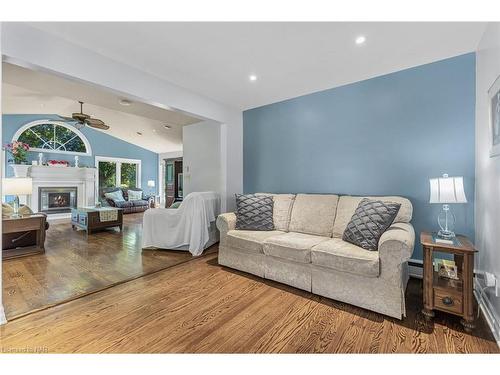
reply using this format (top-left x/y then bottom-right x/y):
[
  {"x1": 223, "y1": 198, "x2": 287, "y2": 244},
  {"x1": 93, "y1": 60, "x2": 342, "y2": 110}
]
[
  {"x1": 474, "y1": 278, "x2": 500, "y2": 349},
  {"x1": 408, "y1": 258, "x2": 423, "y2": 279},
  {"x1": 0, "y1": 305, "x2": 7, "y2": 325}
]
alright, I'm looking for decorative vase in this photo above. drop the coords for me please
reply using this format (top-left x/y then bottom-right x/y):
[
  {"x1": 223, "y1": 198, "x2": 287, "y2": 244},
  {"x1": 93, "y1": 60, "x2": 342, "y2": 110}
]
[{"x1": 10, "y1": 164, "x2": 31, "y2": 177}]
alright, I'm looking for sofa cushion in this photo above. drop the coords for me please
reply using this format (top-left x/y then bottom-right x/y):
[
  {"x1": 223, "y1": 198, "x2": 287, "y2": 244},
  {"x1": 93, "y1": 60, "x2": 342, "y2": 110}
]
[
  {"x1": 263, "y1": 232, "x2": 329, "y2": 264},
  {"x1": 128, "y1": 190, "x2": 143, "y2": 201},
  {"x1": 226, "y1": 230, "x2": 285, "y2": 254},
  {"x1": 104, "y1": 189, "x2": 125, "y2": 202},
  {"x1": 311, "y1": 238, "x2": 380, "y2": 277},
  {"x1": 114, "y1": 200, "x2": 134, "y2": 209},
  {"x1": 2, "y1": 203, "x2": 33, "y2": 218},
  {"x1": 288, "y1": 194, "x2": 339, "y2": 236},
  {"x1": 131, "y1": 199, "x2": 149, "y2": 207},
  {"x1": 332, "y1": 195, "x2": 412, "y2": 238},
  {"x1": 256, "y1": 193, "x2": 296, "y2": 231},
  {"x1": 235, "y1": 194, "x2": 274, "y2": 231}
]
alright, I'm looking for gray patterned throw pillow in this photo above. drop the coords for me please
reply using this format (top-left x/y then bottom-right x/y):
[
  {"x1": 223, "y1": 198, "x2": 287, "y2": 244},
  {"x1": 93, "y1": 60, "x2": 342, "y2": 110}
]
[
  {"x1": 235, "y1": 194, "x2": 274, "y2": 231},
  {"x1": 342, "y1": 198, "x2": 401, "y2": 251}
]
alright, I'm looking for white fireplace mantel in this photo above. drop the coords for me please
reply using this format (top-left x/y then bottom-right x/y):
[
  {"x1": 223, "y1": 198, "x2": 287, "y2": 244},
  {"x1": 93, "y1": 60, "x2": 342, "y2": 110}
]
[{"x1": 26, "y1": 166, "x2": 97, "y2": 220}]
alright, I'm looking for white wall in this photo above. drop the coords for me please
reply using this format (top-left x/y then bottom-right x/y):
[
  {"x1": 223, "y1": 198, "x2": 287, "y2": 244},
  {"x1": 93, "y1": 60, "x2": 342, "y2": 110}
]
[
  {"x1": 475, "y1": 22, "x2": 500, "y2": 342},
  {"x1": 0, "y1": 24, "x2": 6, "y2": 325},
  {"x1": 159, "y1": 151, "x2": 183, "y2": 160},
  {"x1": 183, "y1": 121, "x2": 221, "y2": 197}
]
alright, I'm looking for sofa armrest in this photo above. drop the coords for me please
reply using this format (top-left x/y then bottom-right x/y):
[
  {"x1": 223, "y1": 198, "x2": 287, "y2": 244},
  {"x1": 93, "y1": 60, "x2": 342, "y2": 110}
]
[
  {"x1": 379, "y1": 222, "x2": 415, "y2": 261},
  {"x1": 216, "y1": 212, "x2": 237, "y2": 236},
  {"x1": 378, "y1": 222, "x2": 415, "y2": 281},
  {"x1": 105, "y1": 198, "x2": 117, "y2": 207}
]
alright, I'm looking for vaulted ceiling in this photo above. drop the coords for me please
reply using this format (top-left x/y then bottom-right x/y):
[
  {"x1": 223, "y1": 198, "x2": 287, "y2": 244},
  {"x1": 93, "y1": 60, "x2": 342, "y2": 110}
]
[
  {"x1": 2, "y1": 63, "x2": 201, "y2": 153},
  {"x1": 29, "y1": 22, "x2": 487, "y2": 110}
]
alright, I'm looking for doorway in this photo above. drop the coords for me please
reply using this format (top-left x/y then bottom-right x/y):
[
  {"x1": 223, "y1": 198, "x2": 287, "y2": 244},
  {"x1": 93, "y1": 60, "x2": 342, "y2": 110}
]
[{"x1": 164, "y1": 158, "x2": 183, "y2": 207}]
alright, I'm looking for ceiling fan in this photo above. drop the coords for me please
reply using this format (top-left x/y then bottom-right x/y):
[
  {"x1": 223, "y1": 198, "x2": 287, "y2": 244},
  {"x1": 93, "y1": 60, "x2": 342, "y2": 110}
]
[{"x1": 58, "y1": 101, "x2": 110, "y2": 130}]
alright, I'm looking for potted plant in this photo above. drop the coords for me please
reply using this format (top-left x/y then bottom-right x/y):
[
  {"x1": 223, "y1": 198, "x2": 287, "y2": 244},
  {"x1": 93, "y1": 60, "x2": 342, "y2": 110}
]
[{"x1": 4, "y1": 141, "x2": 31, "y2": 177}]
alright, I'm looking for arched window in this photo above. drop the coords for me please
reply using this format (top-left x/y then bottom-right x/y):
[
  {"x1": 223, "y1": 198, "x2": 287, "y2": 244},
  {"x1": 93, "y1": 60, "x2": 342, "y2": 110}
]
[{"x1": 13, "y1": 120, "x2": 92, "y2": 156}]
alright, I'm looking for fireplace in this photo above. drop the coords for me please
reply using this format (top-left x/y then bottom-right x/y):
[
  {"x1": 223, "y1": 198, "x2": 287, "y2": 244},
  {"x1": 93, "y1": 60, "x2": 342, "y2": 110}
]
[{"x1": 39, "y1": 187, "x2": 78, "y2": 214}]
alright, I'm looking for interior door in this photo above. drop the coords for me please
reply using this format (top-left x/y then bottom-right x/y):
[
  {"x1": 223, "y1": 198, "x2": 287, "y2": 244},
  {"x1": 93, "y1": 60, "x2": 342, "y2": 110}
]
[{"x1": 165, "y1": 161, "x2": 175, "y2": 207}]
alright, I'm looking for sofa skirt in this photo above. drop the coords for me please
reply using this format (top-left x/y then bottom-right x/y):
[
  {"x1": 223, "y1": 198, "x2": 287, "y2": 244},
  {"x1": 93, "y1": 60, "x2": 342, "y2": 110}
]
[
  {"x1": 218, "y1": 246, "x2": 266, "y2": 278},
  {"x1": 311, "y1": 266, "x2": 406, "y2": 319},
  {"x1": 218, "y1": 246, "x2": 407, "y2": 319},
  {"x1": 264, "y1": 256, "x2": 311, "y2": 292}
]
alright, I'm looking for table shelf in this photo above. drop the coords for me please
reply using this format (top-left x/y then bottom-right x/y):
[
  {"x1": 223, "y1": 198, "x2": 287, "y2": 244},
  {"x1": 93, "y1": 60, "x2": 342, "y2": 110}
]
[{"x1": 433, "y1": 271, "x2": 463, "y2": 293}]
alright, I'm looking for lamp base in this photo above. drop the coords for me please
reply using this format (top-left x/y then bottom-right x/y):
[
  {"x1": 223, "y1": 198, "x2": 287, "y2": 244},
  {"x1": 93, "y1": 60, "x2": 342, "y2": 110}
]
[
  {"x1": 10, "y1": 195, "x2": 22, "y2": 219},
  {"x1": 438, "y1": 229, "x2": 456, "y2": 239},
  {"x1": 437, "y1": 204, "x2": 457, "y2": 240}
]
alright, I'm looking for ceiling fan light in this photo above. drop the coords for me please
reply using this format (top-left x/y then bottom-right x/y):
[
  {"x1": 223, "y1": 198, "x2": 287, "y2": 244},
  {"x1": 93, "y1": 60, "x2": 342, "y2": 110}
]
[{"x1": 119, "y1": 99, "x2": 132, "y2": 106}]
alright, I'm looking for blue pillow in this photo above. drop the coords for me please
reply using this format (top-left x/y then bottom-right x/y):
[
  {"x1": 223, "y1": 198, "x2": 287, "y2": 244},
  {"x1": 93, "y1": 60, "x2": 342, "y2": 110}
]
[{"x1": 104, "y1": 190, "x2": 125, "y2": 202}]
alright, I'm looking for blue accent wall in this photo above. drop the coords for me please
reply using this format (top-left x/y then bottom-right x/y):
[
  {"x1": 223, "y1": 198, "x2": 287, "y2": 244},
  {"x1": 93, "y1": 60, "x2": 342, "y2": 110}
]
[
  {"x1": 2, "y1": 114, "x2": 159, "y2": 196},
  {"x1": 243, "y1": 53, "x2": 476, "y2": 260}
]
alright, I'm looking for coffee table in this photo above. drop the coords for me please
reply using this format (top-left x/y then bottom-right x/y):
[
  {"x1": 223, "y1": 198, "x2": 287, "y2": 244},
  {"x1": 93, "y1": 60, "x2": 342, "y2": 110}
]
[{"x1": 71, "y1": 207, "x2": 123, "y2": 235}]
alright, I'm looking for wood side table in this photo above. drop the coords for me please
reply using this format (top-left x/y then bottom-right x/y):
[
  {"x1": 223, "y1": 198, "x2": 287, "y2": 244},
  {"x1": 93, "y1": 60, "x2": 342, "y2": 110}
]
[
  {"x1": 2, "y1": 214, "x2": 47, "y2": 260},
  {"x1": 420, "y1": 231, "x2": 477, "y2": 332}
]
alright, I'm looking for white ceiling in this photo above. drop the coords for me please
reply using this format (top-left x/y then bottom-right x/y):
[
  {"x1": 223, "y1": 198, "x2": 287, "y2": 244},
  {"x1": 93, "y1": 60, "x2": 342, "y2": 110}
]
[
  {"x1": 27, "y1": 22, "x2": 487, "y2": 110},
  {"x1": 2, "y1": 63, "x2": 201, "y2": 153}
]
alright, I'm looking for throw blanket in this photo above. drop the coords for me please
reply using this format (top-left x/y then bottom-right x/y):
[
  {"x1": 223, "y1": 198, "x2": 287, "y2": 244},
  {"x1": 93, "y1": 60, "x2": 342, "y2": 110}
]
[
  {"x1": 98, "y1": 207, "x2": 118, "y2": 222},
  {"x1": 141, "y1": 191, "x2": 220, "y2": 256}
]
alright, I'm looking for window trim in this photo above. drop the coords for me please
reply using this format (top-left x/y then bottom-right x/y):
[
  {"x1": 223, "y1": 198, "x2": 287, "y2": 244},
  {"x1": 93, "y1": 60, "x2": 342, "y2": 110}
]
[
  {"x1": 12, "y1": 119, "x2": 92, "y2": 156},
  {"x1": 95, "y1": 156, "x2": 142, "y2": 194}
]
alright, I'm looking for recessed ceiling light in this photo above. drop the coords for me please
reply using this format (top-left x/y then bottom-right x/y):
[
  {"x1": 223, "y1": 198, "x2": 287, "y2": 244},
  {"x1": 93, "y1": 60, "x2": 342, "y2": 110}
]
[
  {"x1": 152, "y1": 129, "x2": 157, "y2": 133},
  {"x1": 137, "y1": 132, "x2": 143, "y2": 136},
  {"x1": 163, "y1": 125, "x2": 171, "y2": 129},
  {"x1": 355, "y1": 36, "x2": 366, "y2": 45},
  {"x1": 120, "y1": 99, "x2": 132, "y2": 106},
  {"x1": 249, "y1": 74, "x2": 257, "y2": 82}
]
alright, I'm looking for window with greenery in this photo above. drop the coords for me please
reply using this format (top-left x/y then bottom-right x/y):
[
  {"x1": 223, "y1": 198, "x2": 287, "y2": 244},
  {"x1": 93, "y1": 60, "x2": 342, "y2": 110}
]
[
  {"x1": 98, "y1": 161, "x2": 117, "y2": 194},
  {"x1": 97, "y1": 158, "x2": 140, "y2": 196},
  {"x1": 16, "y1": 122, "x2": 89, "y2": 154},
  {"x1": 121, "y1": 163, "x2": 138, "y2": 189}
]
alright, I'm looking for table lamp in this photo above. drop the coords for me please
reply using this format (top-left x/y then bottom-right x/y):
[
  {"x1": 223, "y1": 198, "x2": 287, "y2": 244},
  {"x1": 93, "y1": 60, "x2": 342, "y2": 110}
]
[
  {"x1": 429, "y1": 174, "x2": 467, "y2": 239},
  {"x1": 2, "y1": 177, "x2": 33, "y2": 218}
]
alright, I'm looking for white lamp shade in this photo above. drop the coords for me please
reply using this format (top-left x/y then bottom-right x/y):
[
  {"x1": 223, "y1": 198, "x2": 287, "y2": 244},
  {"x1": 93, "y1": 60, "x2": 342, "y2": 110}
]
[
  {"x1": 2, "y1": 177, "x2": 33, "y2": 195},
  {"x1": 429, "y1": 176, "x2": 467, "y2": 204},
  {"x1": 147, "y1": 180, "x2": 155, "y2": 188}
]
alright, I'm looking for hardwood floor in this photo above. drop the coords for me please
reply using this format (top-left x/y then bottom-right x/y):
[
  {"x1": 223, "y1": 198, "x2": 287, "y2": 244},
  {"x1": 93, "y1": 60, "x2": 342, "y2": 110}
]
[
  {"x1": 2, "y1": 213, "x2": 214, "y2": 320},
  {"x1": 0, "y1": 251, "x2": 498, "y2": 353}
]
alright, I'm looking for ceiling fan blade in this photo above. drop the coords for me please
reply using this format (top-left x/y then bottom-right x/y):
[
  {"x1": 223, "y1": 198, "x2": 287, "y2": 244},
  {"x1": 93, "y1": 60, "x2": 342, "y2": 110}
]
[
  {"x1": 85, "y1": 118, "x2": 109, "y2": 130},
  {"x1": 57, "y1": 115, "x2": 77, "y2": 122}
]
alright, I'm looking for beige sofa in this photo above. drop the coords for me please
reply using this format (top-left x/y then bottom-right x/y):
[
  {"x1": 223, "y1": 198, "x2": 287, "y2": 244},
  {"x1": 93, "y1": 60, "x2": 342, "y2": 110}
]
[{"x1": 216, "y1": 193, "x2": 415, "y2": 319}]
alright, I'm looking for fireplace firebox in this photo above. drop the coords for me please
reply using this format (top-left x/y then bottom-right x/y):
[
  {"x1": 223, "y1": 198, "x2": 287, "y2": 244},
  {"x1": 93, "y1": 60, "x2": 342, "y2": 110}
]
[{"x1": 39, "y1": 187, "x2": 77, "y2": 214}]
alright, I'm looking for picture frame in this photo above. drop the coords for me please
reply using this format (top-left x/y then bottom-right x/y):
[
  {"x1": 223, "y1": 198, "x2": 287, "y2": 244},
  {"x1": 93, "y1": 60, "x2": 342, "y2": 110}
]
[{"x1": 488, "y1": 74, "x2": 500, "y2": 157}]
